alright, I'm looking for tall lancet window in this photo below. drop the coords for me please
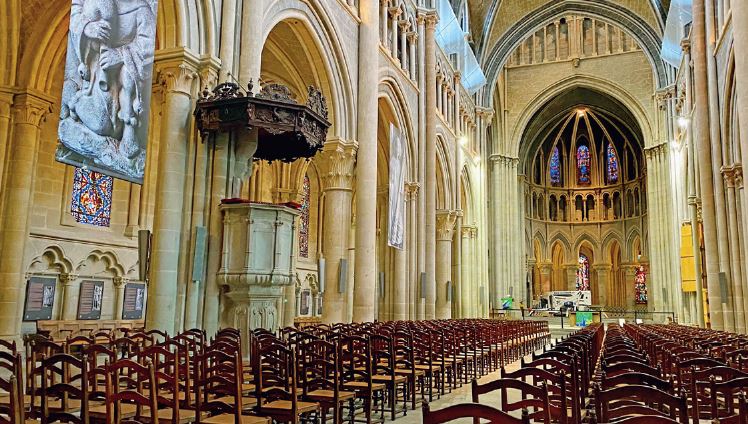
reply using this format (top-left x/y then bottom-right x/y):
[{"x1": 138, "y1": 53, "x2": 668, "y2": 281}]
[
  {"x1": 577, "y1": 144, "x2": 591, "y2": 185},
  {"x1": 549, "y1": 146, "x2": 561, "y2": 185},
  {"x1": 71, "y1": 167, "x2": 113, "y2": 227},
  {"x1": 576, "y1": 254, "x2": 590, "y2": 291},
  {"x1": 298, "y1": 174, "x2": 311, "y2": 258},
  {"x1": 607, "y1": 143, "x2": 619, "y2": 183}
]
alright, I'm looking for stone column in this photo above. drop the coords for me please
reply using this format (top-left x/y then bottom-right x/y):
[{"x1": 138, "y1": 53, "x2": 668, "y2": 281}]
[
  {"x1": 539, "y1": 263, "x2": 553, "y2": 295},
  {"x1": 239, "y1": 0, "x2": 263, "y2": 90},
  {"x1": 623, "y1": 265, "x2": 638, "y2": 311},
  {"x1": 407, "y1": 32, "x2": 417, "y2": 81},
  {"x1": 390, "y1": 8, "x2": 401, "y2": 61},
  {"x1": 423, "y1": 12, "x2": 438, "y2": 319},
  {"x1": 691, "y1": 0, "x2": 727, "y2": 329},
  {"x1": 723, "y1": 168, "x2": 746, "y2": 332},
  {"x1": 113, "y1": 277, "x2": 127, "y2": 320},
  {"x1": 460, "y1": 226, "x2": 473, "y2": 317},
  {"x1": 60, "y1": 274, "x2": 79, "y2": 320},
  {"x1": 565, "y1": 265, "x2": 578, "y2": 291},
  {"x1": 352, "y1": 0, "x2": 379, "y2": 323},
  {"x1": 146, "y1": 52, "x2": 198, "y2": 333},
  {"x1": 594, "y1": 264, "x2": 611, "y2": 307},
  {"x1": 435, "y1": 211, "x2": 457, "y2": 318},
  {"x1": 218, "y1": 0, "x2": 238, "y2": 81},
  {"x1": 319, "y1": 141, "x2": 356, "y2": 323},
  {"x1": 0, "y1": 89, "x2": 14, "y2": 195},
  {"x1": 0, "y1": 92, "x2": 51, "y2": 339},
  {"x1": 731, "y1": 0, "x2": 748, "y2": 329}
]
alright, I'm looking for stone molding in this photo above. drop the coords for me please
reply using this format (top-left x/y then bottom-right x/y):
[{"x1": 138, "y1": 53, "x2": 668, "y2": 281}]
[
  {"x1": 318, "y1": 140, "x2": 358, "y2": 191},
  {"x1": 11, "y1": 92, "x2": 52, "y2": 127},
  {"x1": 59, "y1": 273, "x2": 79, "y2": 287},
  {"x1": 155, "y1": 48, "x2": 201, "y2": 96},
  {"x1": 436, "y1": 210, "x2": 459, "y2": 241},
  {"x1": 198, "y1": 54, "x2": 222, "y2": 93}
]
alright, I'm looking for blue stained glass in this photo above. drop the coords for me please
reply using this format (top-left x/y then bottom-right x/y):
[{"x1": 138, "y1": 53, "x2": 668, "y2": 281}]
[
  {"x1": 71, "y1": 167, "x2": 113, "y2": 227},
  {"x1": 607, "y1": 143, "x2": 619, "y2": 183},
  {"x1": 550, "y1": 146, "x2": 561, "y2": 185},
  {"x1": 576, "y1": 254, "x2": 590, "y2": 291},
  {"x1": 299, "y1": 175, "x2": 311, "y2": 258},
  {"x1": 577, "y1": 144, "x2": 591, "y2": 185}
]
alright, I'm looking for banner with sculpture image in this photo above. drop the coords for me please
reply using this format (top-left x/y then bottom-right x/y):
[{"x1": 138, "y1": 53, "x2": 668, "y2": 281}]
[
  {"x1": 55, "y1": 0, "x2": 159, "y2": 184},
  {"x1": 388, "y1": 124, "x2": 406, "y2": 250}
]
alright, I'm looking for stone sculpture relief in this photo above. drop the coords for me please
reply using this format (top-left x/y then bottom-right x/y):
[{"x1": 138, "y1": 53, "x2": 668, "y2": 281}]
[{"x1": 56, "y1": 0, "x2": 158, "y2": 183}]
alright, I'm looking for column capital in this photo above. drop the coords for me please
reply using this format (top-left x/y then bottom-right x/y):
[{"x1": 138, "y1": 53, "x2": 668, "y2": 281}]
[
  {"x1": 461, "y1": 224, "x2": 476, "y2": 239},
  {"x1": 593, "y1": 264, "x2": 612, "y2": 272},
  {"x1": 113, "y1": 276, "x2": 129, "y2": 288},
  {"x1": 59, "y1": 273, "x2": 79, "y2": 286},
  {"x1": 407, "y1": 31, "x2": 418, "y2": 42},
  {"x1": 680, "y1": 39, "x2": 691, "y2": 55},
  {"x1": 423, "y1": 12, "x2": 438, "y2": 29},
  {"x1": 318, "y1": 139, "x2": 358, "y2": 191},
  {"x1": 405, "y1": 181, "x2": 420, "y2": 200},
  {"x1": 538, "y1": 262, "x2": 553, "y2": 275},
  {"x1": 198, "y1": 54, "x2": 222, "y2": 93},
  {"x1": 734, "y1": 164, "x2": 744, "y2": 189},
  {"x1": 155, "y1": 48, "x2": 201, "y2": 96},
  {"x1": 722, "y1": 165, "x2": 738, "y2": 188},
  {"x1": 388, "y1": 7, "x2": 402, "y2": 18},
  {"x1": 11, "y1": 92, "x2": 53, "y2": 127},
  {"x1": 475, "y1": 106, "x2": 495, "y2": 120},
  {"x1": 436, "y1": 210, "x2": 459, "y2": 241},
  {"x1": 489, "y1": 154, "x2": 519, "y2": 166}
]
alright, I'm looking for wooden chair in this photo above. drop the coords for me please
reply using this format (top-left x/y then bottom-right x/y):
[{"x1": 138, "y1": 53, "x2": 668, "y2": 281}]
[
  {"x1": 0, "y1": 352, "x2": 22, "y2": 424},
  {"x1": 593, "y1": 383, "x2": 689, "y2": 424},
  {"x1": 421, "y1": 401, "x2": 529, "y2": 424},
  {"x1": 710, "y1": 377, "x2": 748, "y2": 423},
  {"x1": 194, "y1": 349, "x2": 268, "y2": 424},
  {"x1": 472, "y1": 378, "x2": 551, "y2": 424},
  {"x1": 370, "y1": 334, "x2": 408, "y2": 420},
  {"x1": 136, "y1": 345, "x2": 196, "y2": 423},
  {"x1": 300, "y1": 339, "x2": 354, "y2": 424},
  {"x1": 339, "y1": 335, "x2": 385, "y2": 424},
  {"x1": 501, "y1": 366, "x2": 569, "y2": 424},
  {"x1": 101, "y1": 359, "x2": 159, "y2": 424},
  {"x1": 37, "y1": 353, "x2": 90, "y2": 424},
  {"x1": 254, "y1": 342, "x2": 318, "y2": 424}
]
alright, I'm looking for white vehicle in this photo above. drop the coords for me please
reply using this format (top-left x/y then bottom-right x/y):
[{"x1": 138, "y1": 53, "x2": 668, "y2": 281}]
[{"x1": 541, "y1": 290, "x2": 592, "y2": 311}]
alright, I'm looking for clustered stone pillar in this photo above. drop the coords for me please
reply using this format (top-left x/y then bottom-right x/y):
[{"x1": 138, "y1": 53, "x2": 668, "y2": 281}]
[
  {"x1": 0, "y1": 92, "x2": 50, "y2": 341},
  {"x1": 435, "y1": 210, "x2": 457, "y2": 318},
  {"x1": 113, "y1": 277, "x2": 127, "y2": 321},
  {"x1": 691, "y1": 0, "x2": 728, "y2": 330},
  {"x1": 594, "y1": 264, "x2": 611, "y2": 307},
  {"x1": 146, "y1": 53, "x2": 198, "y2": 334},
  {"x1": 352, "y1": 0, "x2": 380, "y2": 323},
  {"x1": 460, "y1": 226, "x2": 475, "y2": 317},
  {"x1": 423, "y1": 13, "x2": 438, "y2": 319},
  {"x1": 319, "y1": 142, "x2": 357, "y2": 323}
]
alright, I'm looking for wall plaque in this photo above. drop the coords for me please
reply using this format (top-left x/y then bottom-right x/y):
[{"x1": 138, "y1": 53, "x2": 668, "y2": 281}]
[
  {"x1": 23, "y1": 277, "x2": 57, "y2": 321},
  {"x1": 122, "y1": 282, "x2": 146, "y2": 320},
  {"x1": 77, "y1": 280, "x2": 104, "y2": 320}
]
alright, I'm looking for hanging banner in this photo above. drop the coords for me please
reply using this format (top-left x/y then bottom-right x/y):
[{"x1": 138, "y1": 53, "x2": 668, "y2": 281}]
[
  {"x1": 55, "y1": 0, "x2": 159, "y2": 184},
  {"x1": 388, "y1": 124, "x2": 406, "y2": 249}
]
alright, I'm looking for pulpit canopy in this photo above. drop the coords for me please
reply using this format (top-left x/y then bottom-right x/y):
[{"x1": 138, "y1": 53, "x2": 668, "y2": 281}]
[{"x1": 194, "y1": 82, "x2": 330, "y2": 162}]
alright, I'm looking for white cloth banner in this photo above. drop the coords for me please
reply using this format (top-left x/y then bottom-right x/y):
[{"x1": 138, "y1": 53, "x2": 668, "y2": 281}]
[
  {"x1": 388, "y1": 124, "x2": 406, "y2": 250},
  {"x1": 56, "y1": 0, "x2": 159, "y2": 184}
]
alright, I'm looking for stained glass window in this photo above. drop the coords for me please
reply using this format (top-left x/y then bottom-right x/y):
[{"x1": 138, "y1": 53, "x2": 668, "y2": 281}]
[
  {"x1": 607, "y1": 143, "x2": 619, "y2": 184},
  {"x1": 576, "y1": 254, "x2": 590, "y2": 291},
  {"x1": 577, "y1": 144, "x2": 591, "y2": 185},
  {"x1": 550, "y1": 146, "x2": 561, "y2": 185},
  {"x1": 71, "y1": 167, "x2": 113, "y2": 227},
  {"x1": 298, "y1": 174, "x2": 311, "y2": 258},
  {"x1": 635, "y1": 265, "x2": 648, "y2": 304}
]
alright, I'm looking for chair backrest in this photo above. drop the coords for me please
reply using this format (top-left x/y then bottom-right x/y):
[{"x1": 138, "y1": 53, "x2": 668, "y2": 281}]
[
  {"x1": 422, "y1": 402, "x2": 529, "y2": 424},
  {"x1": 195, "y1": 349, "x2": 243, "y2": 420},
  {"x1": 0, "y1": 351, "x2": 22, "y2": 424},
  {"x1": 104, "y1": 359, "x2": 159, "y2": 424},
  {"x1": 594, "y1": 383, "x2": 689, "y2": 423},
  {"x1": 472, "y1": 378, "x2": 551, "y2": 424},
  {"x1": 38, "y1": 353, "x2": 89, "y2": 424},
  {"x1": 710, "y1": 377, "x2": 748, "y2": 421}
]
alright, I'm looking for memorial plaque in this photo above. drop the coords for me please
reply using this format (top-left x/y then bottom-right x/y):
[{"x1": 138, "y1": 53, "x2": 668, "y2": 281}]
[
  {"x1": 23, "y1": 277, "x2": 57, "y2": 321},
  {"x1": 122, "y1": 282, "x2": 146, "y2": 320},
  {"x1": 77, "y1": 280, "x2": 104, "y2": 320}
]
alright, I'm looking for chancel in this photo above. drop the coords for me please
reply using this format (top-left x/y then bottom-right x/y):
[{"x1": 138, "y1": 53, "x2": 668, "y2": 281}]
[{"x1": 2, "y1": 0, "x2": 748, "y2": 423}]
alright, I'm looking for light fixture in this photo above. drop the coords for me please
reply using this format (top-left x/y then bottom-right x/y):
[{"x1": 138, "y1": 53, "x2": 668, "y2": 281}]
[
  {"x1": 474, "y1": 155, "x2": 481, "y2": 163},
  {"x1": 677, "y1": 116, "x2": 689, "y2": 128},
  {"x1": 459, "y1": 136, "x2": 468, "y2": 146},
  {"x1": 577, "y1": 109, "x2": 586, "y2": 117}
]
